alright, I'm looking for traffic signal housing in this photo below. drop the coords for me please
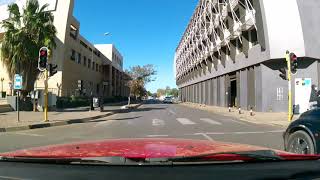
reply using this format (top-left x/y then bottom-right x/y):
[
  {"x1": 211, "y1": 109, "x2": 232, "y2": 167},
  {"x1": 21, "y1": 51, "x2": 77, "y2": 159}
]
[
  {"x1": 279, "y1": 68, "x2": 287, "y2": 80},
  {"x1": 49, "y1": 63, "x2": 58, "y2": 77},
  {"x1": 290, "y1": 52, "x2": 298, "y2": 74},
  {"x1": 38, "y1": 47, "x2": 48, "y2": 71}
]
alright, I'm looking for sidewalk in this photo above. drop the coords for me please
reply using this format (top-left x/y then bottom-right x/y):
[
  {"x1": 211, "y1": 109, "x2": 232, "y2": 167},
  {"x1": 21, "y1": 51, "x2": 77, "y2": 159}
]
[
  {"x1": 180, "y1": 102, "x2": 298, "y2": 127},
  {"x1": 0, "y1": 103, "x2": 141, "y2": 132}
]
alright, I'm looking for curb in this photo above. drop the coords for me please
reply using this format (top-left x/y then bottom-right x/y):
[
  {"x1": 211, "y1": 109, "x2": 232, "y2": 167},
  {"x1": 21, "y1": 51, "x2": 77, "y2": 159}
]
[
  {"x1": 179, "y1": 103, "x2": 289, "y2": 128},
  {"x1": 0, "y1": 103, "x2": 142, "y2": 133}
]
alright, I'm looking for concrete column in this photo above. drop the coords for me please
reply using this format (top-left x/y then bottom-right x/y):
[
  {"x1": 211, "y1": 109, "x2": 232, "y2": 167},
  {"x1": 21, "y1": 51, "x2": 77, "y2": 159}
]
[
  {"x1": 208, "y1": 79, "x2": 212, "y2": 106},
  {"x1": 247, "y1": 67, "x2": 256, "y2": 110},
  {"x1": 236, "y1": 71, "x2": 241, "y2": 108},
  {"x1": 118, "y1": 71, "x2": 121, "y2": 96},
  {"x1": 240, "y1": 69, "x2": 248, "y2": 110},
  {"x1": 220, "y1": 76, "x2": 226, "y2": 107},
  {"x1": 192, "y1": 84, "x2": 194, "y2": 103},
  {"x1": 225, "y1": 74, "x2": 230, "y2": 107},
  {"x1": 217, "y1": 77, "x2": 220, "y2": 106},
  {"x1": 108, "y1": 65, "x2": 112, "y2": 97},
  {"x1": 255, "y1": 65, "x2": 262, "y2": 111},
  {"x1": 112, "y1": 67, "x2": 116, "y2": 96},
  {"x1": 213, "y1": 78, "x2": 217, "y2": 106}
]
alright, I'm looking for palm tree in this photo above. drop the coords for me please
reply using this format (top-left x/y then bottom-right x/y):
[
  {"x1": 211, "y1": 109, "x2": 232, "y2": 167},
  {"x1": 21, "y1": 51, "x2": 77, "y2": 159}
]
[{"x1": 1, "y1": 0, "x2": 56, "y2": 96}]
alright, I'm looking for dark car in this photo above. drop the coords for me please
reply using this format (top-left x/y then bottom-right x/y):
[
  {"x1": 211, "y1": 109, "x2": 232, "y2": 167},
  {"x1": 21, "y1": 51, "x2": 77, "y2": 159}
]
[{"x1": 284, "y1": 108, "x2": 320, "y2": 154}]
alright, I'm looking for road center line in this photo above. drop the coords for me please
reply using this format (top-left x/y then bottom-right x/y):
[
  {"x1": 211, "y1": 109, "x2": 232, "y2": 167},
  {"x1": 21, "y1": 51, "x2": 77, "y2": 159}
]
[
  {"x1": 10, "y1": 132, "x2": 44, "y2": 137},
  {"x1": 168, "y1": 110, "x2": 176, "y2": 115}
]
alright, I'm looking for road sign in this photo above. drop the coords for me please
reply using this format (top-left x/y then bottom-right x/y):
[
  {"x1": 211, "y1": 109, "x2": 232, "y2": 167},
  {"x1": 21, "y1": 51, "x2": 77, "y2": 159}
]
[
  {"x1": 103, "y1": 81, "x2": 109, "y2": 86},
  {"x1": 14, "y1": 74, "x2": 22, "y2": 90}
]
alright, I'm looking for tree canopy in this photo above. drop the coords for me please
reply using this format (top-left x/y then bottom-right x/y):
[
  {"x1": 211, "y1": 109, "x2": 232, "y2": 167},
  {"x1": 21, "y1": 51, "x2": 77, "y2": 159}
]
[
  {"x1": 1, "y1": 0, "x2": 57, "y2": 95},
  {"x1": 125, "y1": 64, "x2": 156, "y2": 98}
]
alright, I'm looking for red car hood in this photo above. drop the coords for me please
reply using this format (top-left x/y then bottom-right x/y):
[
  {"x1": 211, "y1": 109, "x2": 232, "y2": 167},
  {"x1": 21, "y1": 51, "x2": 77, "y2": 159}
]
[{"x1": 0, "y1": 138, "x2": 318, "y2": 160}]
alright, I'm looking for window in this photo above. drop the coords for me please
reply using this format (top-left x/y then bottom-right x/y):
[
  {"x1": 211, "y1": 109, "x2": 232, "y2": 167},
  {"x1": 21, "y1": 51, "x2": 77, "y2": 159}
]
[
  {"x1": 77, "y1": 53, "x2": 81, "y2": 64},
  {"x1": 92, "y1": 62, "x2": 95, "y2": 70},
  {"x1": 80, "y1": 41, "x2": 88, "y2": 49},
  {"x1": 83, "y1": 56, "x2": 87, "y2": 66},
  {"x1": 236, "y1": 38, "x2": 243, "y2": 54},
  {"x1": 70, "y1": 24, "x2": 78, "y2": 39},
  {"x1": 88, "y1": 59, "x2": 91, "y2": 68},
  {"x1": 96, "y1": 64, "x2": 98, "y2": 72},
  {"x1": 250, "y1": 28, "x2": 258, "y2": 46},
  {"x1": 71, "y1": 49, "x2": 76, "y2": 61}
]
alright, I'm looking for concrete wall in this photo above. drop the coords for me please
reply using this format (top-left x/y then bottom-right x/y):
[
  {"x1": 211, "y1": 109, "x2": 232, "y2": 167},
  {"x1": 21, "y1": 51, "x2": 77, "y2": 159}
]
[
  {"x1": 296, "y1": 0, "x2": 320, "y2": 59},
  {"x1": 262, "y1": 0, "x2": 305, "y2": 58},
  {"x1": 95, "y1": 44, "x2": 123, "y2": 72}
]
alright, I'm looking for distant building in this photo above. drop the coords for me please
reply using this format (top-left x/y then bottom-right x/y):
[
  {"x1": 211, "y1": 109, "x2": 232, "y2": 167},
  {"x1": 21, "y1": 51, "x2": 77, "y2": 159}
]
[
  {"x1": 175, "y1": 0, "x2": 320, "y2": 113},
  {"x1": 0, "y1": 0, "x2": 130, "y2": 97}
]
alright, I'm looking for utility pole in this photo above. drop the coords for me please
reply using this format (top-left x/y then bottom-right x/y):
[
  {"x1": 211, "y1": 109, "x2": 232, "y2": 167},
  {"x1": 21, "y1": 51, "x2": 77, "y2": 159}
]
[{"x1": 285, "y1": 51, "x2": 292, "y2": 122}]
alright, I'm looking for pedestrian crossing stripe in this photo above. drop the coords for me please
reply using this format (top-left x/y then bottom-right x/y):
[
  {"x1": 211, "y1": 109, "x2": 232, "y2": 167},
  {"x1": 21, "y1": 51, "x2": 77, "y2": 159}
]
[{"x1": 176, "y1": 118, "x2": 196, "y2": 125}]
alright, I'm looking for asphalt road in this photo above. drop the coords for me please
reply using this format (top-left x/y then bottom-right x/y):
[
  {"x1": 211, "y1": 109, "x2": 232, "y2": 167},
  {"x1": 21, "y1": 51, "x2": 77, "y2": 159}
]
[{"x1": 0, "y1": 100, "x2": 285, "y2": 153}]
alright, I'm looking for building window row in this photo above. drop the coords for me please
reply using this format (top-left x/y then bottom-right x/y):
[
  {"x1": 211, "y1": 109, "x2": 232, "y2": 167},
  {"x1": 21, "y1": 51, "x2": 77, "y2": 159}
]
[{"x1": 70, "y1": 49, "x2": 102, "y2": 73}]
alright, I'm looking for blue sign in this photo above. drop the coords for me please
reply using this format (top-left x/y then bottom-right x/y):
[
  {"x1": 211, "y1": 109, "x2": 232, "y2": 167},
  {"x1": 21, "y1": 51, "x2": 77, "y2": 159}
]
[{"x1": 14, "y1": 74, "x2": 22, "y2": 90}]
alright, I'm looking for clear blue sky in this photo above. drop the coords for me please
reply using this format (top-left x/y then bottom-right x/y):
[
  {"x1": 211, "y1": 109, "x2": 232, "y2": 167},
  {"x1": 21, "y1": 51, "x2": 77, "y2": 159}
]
[{"x1": 73, "y1": 0, "x2": 198, "y2": 93}]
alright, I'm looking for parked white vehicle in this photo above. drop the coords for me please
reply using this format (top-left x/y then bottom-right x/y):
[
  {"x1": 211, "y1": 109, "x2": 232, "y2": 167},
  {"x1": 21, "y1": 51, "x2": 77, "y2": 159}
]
[{"x1": 163, "y1": 97, "x2": 173, "y2": 103}]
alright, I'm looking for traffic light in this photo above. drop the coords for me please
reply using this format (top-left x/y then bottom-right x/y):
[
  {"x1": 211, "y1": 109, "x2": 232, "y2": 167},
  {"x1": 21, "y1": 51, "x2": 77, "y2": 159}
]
[
  {"x1": 279, "y1": 68, "x2": 287, "y2": 80},
  {"x1": 48, "y1": 63, "x2": 58, "y2": 77},
  {"x1": 290, "y1": 52, "x2": 298, "y2": 74},
  {"x1": 38, "y1": 47, "x2": 48, "y2": 71}
]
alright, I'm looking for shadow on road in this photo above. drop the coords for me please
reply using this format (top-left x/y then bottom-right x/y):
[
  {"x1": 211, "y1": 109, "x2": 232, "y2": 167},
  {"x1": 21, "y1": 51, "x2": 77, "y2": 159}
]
[
  {"x1": 56, "y1": 108, "x2": 89, "y2": 113},
  {"x1": 102, "y1": 107, "x2": 166, "y2": 114},
  {"x1": 109, "y1": 116, "x2": 142, "y2": 121}
]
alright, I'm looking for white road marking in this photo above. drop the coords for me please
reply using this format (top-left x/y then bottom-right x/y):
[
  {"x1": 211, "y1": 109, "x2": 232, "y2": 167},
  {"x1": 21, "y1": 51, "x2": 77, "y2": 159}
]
[
  {"x1": 10, "y1": 132, "x2": 44, "y2": 137},
  {"x1": 191, "y1": 130, "x2": 284, "y2": 136},
  {"x1": 176, "y1": 118, "x2": 196, "y2": 125},
  {"x1": 224, "y1": 119, "x2": 247, "y2": 125},
  {"x1": 198, "y1": 133, "x2": 214, "y2": 141},
  {"x1": 168, "y1": 110, "x2": 176, "y2": 115},
  {"x1": 152, "y1": 119, "x2": 165, "y2": 126},
  {"x1": 200, "y1": 118, "x2": 222, "y2": 125},
  {"x1": 147, "y1": 134, "x2": 169, "y2": 137}
]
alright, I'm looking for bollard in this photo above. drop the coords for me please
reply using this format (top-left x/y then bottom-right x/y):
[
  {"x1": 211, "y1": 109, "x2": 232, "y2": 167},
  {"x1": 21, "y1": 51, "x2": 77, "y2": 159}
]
[
  {"x1": 228, "y1": 107, "x2": 231, "y2": 112},
  {"x1": 238, "y1": 107, "x2": 241, "y2": 114}
]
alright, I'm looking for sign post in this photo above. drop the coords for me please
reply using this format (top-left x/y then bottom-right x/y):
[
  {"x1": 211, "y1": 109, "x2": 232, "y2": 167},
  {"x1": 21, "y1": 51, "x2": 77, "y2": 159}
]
[{"x1": 14, "y1": 74, "x2": 22, "y2": 122}]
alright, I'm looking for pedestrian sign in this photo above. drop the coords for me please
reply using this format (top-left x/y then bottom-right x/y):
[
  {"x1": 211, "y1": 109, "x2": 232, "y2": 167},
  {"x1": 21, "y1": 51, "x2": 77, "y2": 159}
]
[{"x1": 14, "y1": 74, "x2": 23, "y2": 90}]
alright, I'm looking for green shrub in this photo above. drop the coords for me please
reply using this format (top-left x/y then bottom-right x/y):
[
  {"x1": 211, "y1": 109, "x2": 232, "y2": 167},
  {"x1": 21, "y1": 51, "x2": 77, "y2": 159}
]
[{"x1": 56, "y1": 96, "x2": 89, "y2": 108}]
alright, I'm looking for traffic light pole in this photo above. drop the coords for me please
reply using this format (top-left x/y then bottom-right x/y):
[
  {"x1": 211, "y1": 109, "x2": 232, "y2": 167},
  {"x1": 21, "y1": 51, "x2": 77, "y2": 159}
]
[
  {"x1": 44, "y1": 67, "x2": 48, "y2": 122},
  {"x1": 285, "y1": 51, "x2": 293, "y2": 122}
]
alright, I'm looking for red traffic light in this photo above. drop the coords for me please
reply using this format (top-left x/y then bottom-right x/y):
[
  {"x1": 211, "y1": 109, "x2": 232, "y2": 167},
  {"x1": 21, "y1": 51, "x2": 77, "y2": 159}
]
[
  {"x1": 40, "y1": 50, "x2": 47, "y2": 56},
  {"x1": 290, "y1": 53, "x2": 297, "y2": 61}
]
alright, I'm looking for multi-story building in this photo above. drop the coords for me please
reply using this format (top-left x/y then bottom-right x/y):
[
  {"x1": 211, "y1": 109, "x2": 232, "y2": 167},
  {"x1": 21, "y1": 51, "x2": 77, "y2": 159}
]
[
  {"x1": 0, "y1": 0, "x2": 130, "y2": 98},
  {"x1": 95, "y1": 44, "x2": 126, "y2": 97},
  {"x1": 175, "y1": 0, "x2": 320, "y2": 113}
]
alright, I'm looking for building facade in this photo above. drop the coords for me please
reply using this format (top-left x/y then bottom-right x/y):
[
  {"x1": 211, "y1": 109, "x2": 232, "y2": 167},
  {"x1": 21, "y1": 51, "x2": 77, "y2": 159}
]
[
  {"x1": 0, "y1": 0, "x2": 130, "y2": 98},
  {"x1": 175, "y1": 0, "x2": 320, "y2": 112}
]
